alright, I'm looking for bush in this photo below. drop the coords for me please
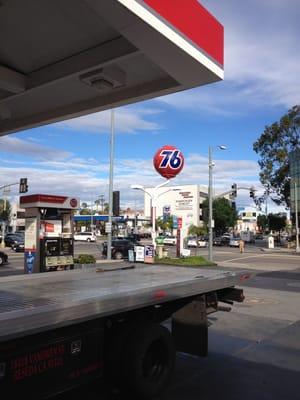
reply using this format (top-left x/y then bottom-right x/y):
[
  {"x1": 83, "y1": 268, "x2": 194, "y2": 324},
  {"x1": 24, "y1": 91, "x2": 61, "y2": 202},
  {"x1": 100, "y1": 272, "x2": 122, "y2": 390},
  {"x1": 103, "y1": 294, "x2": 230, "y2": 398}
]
[
  {"x1": 188, "y1": 225, "x2": 207, "y2": 237},
  {"x1": 74, "y1": 254, "x2": 96, "y2": 264}
]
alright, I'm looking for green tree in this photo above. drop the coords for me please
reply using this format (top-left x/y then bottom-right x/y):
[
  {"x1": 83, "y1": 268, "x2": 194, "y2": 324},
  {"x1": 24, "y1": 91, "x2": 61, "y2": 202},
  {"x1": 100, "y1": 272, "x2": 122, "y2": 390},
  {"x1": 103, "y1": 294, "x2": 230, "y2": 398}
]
[
  {"x1": 0, "y1": 199, "x2": 11, "y2": 222},
  {"x1": 268, "y1": 213, "x2": 287, "y2": 233},
  {"x1": 80, "y1": 208, "x2": 93, "y2": 215},
  {"x1": 257, "y1": 214, "x2": 268, "y2": 232},
  {"x1": 156, "y1": 216, "x2": 174, "y2": 232},
  {"x1": 188, "y1": 225, "x2": 207, "y2": 237},
  {"x1": 253, "y1": 105, "x2": 300, "y2": 207},
  {"x1": 103, "y1": 202, "x2": 109, "y2": 214},
  {"x1": 202, "y1": 198, "x2": 238, "y2": 235}
]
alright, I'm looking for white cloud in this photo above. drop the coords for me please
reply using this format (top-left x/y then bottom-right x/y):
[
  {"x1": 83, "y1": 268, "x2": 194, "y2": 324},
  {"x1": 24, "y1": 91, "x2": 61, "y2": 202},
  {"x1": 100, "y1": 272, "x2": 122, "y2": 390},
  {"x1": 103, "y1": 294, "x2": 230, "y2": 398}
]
[
  {"x1": 56, "y1": 107, "x2": 163, "y2": 134},
  {"x1": 0, "y1": 149, "x2": 263, "y2": 209},
  {"x1": 0, "y1": 136, "x2": 71, "y2": 161}
]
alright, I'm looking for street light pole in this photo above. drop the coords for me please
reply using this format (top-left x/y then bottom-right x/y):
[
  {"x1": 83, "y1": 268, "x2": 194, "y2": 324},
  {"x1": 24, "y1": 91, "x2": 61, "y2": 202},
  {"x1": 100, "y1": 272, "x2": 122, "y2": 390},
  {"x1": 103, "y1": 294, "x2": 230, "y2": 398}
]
[
  {"x1": 131, "y1": 181, "x2": 173, "y2": 251},
  {"x1": 208, "y1": 145, "x2": 227, "y2": 263},
  {"x1": 208, "y1": 146, "x2": 213, "y2": 262}
]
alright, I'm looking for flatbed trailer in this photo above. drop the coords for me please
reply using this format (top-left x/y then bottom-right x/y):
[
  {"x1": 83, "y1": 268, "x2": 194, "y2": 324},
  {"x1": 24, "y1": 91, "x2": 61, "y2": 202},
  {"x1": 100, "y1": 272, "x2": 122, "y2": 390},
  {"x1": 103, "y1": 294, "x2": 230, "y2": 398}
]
[{"x1": 0, "y1": 265, "x2": 251, "y2": 399}]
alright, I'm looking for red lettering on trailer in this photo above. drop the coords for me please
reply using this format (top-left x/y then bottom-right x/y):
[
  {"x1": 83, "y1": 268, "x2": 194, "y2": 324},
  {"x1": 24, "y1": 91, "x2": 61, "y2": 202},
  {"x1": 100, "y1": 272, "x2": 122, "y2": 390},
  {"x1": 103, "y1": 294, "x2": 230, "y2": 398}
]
[{"x1": 10, "y1": 344, "x2": 65, "y2": 382}]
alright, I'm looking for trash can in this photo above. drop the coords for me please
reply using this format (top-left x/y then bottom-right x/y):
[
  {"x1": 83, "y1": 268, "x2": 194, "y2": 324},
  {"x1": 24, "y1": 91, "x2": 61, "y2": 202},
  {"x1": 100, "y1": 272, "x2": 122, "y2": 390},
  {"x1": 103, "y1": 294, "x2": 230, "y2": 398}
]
[{"x1": 157, "y1": 244, "x2": 164, "y2": 259}]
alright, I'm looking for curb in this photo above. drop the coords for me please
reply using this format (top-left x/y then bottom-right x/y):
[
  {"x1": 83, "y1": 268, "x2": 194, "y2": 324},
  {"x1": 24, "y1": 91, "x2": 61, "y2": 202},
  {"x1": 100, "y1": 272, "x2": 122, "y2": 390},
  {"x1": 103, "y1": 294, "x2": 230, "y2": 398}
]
[
  {"x1": 96, "y1": 259, "x2": 123, "y2": 264},
  {"x1": 259, "y1": 247, "x2": 300, "y2": 255}
]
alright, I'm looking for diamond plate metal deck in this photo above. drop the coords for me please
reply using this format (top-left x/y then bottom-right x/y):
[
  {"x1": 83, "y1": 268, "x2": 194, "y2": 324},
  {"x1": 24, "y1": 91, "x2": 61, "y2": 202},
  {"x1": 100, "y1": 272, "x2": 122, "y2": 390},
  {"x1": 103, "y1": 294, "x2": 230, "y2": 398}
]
[{"x1": 0, "y1": 265, "x2": 251, "y2": 342}]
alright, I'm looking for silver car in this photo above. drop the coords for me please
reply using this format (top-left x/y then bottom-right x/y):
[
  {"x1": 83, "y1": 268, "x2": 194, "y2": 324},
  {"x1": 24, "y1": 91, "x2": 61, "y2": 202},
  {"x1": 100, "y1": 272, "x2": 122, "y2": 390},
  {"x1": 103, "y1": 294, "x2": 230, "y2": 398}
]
[
  {"x1": 163, "y1": 236, "x2": 177, "y2": 246},
  {"x1": 229, "y1": 237, "x2": 240, "y2": 247}
]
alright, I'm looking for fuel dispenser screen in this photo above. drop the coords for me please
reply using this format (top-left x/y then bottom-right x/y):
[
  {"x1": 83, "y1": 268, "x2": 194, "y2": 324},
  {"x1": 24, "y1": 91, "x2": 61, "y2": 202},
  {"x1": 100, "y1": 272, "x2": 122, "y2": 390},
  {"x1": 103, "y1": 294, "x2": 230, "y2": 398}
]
[
  {"x1": 61, "y1": 238, "x2": 73, "y2": 255},
  {"x1": 45, "y1": 239, "x2": 60, "y2": 256}
]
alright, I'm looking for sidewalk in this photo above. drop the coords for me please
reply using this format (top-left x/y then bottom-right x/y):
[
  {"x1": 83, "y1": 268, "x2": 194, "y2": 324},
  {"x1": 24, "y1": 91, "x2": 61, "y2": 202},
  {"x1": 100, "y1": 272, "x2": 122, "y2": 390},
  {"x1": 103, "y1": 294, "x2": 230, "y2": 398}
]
[{"x1": 259, "y1": 247, "x2": 300, "y2": 254}]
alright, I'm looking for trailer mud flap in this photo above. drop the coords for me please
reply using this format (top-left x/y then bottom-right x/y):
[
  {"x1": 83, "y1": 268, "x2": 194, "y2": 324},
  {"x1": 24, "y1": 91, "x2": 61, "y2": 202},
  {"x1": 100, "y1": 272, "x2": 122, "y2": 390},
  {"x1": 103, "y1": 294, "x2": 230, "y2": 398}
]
[{"x1": 172, "y1": 296, "x2": 207, "y2": 357}]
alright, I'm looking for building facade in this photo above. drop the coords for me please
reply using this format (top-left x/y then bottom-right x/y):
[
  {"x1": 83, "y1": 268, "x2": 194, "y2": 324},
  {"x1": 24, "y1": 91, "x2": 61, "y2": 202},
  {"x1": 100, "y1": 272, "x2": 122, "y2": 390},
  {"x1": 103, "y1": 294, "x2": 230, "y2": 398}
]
[
  {"x1": 236, "y1": 208, "x2": 260, "y2": 233},
  {"x1": 144, "y1": 185, "x2": 208, "y2": 231}
]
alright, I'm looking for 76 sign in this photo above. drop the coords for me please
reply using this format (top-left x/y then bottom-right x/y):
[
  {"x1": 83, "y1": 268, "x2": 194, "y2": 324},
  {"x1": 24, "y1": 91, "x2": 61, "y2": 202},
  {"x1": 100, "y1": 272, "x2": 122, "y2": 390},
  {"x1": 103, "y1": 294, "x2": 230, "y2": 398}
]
[{"x1": 153, "y1": 145, "x2": 184, "y2": 179}]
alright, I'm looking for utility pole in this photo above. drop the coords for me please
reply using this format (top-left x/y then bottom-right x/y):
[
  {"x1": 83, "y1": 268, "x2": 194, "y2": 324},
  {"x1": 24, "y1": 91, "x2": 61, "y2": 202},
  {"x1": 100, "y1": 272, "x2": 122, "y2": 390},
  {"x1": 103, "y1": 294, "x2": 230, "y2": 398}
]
[{"x1": 107, "y1": 109, "x2": 115, "y2": 260}]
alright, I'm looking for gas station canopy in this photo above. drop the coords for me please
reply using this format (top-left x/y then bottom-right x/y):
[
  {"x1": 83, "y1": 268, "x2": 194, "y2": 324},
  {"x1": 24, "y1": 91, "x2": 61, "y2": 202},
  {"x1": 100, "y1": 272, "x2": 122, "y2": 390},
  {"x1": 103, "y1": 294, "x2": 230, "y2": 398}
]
[{"x1": 0, "y1": 0, "x2": 224, "y2": 136}]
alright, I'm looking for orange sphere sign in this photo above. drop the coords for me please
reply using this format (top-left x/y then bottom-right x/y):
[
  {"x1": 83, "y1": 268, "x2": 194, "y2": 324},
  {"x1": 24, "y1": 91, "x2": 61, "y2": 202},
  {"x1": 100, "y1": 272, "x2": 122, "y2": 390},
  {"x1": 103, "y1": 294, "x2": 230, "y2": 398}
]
[{"x1": 153, "y1": 145, "x2": 184, "y2": 179}]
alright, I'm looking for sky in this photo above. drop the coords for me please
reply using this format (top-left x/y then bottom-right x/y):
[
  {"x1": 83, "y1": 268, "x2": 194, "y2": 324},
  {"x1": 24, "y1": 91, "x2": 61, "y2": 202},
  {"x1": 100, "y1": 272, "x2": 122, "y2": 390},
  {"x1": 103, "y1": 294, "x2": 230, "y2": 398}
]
[{"x1": 0, "y1": 0, "x2": 299, "y2": 213}]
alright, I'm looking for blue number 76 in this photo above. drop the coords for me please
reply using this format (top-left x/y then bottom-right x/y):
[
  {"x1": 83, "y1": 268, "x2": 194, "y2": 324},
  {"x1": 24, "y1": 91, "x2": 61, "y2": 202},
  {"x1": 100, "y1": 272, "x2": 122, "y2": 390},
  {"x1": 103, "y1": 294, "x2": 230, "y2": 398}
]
[{"x1": 160, "y1": 150, "x2": 182, "y2": 168}]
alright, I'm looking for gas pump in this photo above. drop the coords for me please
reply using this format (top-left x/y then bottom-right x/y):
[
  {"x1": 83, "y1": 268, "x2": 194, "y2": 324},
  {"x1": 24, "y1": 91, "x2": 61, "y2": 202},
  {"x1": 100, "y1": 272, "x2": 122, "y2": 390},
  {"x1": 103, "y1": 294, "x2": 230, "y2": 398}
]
[{"x1": 20, "y1": 194, "x2": 79, "y2": 273}]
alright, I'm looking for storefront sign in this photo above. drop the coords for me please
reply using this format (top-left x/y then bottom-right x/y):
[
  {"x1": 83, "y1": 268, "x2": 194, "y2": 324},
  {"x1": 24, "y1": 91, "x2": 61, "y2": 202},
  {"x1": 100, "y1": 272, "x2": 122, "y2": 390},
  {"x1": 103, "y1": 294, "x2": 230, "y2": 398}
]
[
  {"x1": 135, "y1": 246, "x2": 145, "y2": 262},
  {"x1": 42, "y1": 220, "x2": 62, "y2": 237},
  {"x1": 25, "y1": 218, "x2": 37, "y2": 251},
  {"x1": 144, "y1": 245, "x2": 155, "y2": 264}
]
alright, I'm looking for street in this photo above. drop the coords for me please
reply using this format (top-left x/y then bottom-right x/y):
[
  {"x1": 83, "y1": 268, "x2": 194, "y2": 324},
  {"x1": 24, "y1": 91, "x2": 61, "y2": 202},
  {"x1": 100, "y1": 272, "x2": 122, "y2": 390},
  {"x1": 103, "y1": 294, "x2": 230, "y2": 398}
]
[{"x1": 1, "y1": 243, "x2": 299, "y2": 400}]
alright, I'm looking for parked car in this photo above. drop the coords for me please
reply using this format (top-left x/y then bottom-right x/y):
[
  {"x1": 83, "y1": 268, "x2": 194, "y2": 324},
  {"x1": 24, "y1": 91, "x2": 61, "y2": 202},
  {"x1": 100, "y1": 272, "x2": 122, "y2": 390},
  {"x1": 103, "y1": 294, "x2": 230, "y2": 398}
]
[
  {"x1": 102, "y1": 238, "x2": 137, "y2": 259},
  {"x1": 213, "y1": 236, "x2": 228, "y2": 246},
  {"x1": 4, "y1": 233, "x2": 24, "y2": 247},
  {"x1": 220, "y1": 235, "x2": 231, "y2": 246},
  {"x1": 254, "y1": 234, "x2": 264, "y2": 240},
  {"x1": 187, "y1": 236, "x2": 198, "y2": 248},
  {"x1": 125, "y1": 234, "x2": 141, "y2": 243},
  {"x1": 163, "y1": 236, "x2": 177, "y2": 246},
  {"x1": 229, "y1": 237, "x2": 241, "y2": 247},
  {"x1": 12, "y1": 242, "x2": 25, "y2": 252},
  {"x1": 138, "y1": 232, "x2": 151, "y2": 239},
  {"x1": 0, "y1": 250, "x2": 8, "y2": 266},
  {"x1": 198, "y1": 236, "x2": 208, "y2": 248},
  {"x1": 74, "y1": 232, "x2": 96, "y2": 242}
]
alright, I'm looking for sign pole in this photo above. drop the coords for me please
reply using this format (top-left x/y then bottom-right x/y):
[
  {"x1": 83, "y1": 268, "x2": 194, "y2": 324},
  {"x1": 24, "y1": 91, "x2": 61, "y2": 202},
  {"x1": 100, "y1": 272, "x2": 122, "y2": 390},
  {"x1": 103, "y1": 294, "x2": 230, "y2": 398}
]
[{"x1": 176, "y1": 229, "x2": 181, "y2": 258}]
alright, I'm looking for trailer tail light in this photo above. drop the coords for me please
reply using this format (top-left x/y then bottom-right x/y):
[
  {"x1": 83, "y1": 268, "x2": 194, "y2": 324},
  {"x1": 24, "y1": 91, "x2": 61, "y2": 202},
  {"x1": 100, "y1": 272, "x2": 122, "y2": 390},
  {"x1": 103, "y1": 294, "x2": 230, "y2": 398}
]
[
  {"x1": 153, "y1": 290, "x2": 167, "y2": 300},
  {"x1": 239, "y1": 274, "x2": 251, "y2": 282}
]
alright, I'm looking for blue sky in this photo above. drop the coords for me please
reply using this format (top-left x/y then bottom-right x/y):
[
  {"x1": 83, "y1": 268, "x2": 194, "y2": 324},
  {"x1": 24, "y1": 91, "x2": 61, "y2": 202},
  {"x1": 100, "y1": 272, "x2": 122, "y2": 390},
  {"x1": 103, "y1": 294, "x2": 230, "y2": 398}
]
[{"x1": 0, "y1": 0, "x2": 299, "y2": 212}]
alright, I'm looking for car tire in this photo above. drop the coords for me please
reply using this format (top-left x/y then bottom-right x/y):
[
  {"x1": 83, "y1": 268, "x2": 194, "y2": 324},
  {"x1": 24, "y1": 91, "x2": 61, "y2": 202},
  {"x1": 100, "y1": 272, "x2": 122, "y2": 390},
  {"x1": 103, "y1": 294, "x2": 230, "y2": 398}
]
[
  {"x1": 86, "y1": 238, "x2": 91, "y2": 242},
  {"x1": 0, "y1": 255, "x2": 4, "y2": 266},
  {"x1": 122, "y1": 323, "x2": 175, "y2": 399},
  {"x1": 114, "y1": 251, "x2": 123, "y2": 260}
]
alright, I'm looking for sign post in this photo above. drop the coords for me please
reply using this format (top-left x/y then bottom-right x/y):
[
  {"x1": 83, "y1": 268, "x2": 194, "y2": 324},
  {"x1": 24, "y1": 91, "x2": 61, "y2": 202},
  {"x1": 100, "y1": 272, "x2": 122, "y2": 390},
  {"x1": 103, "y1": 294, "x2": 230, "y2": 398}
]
[{"x1": 176, "y1": 217, "x2": 182, "y2": 257}]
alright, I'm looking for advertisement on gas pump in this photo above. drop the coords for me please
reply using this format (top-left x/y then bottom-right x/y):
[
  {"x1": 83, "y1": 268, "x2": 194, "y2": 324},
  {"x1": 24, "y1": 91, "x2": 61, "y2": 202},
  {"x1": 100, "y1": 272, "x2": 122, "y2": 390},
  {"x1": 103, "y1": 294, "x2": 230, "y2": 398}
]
[{"x1": 41, "y1": 220, "x2": 62, "y2": 237}]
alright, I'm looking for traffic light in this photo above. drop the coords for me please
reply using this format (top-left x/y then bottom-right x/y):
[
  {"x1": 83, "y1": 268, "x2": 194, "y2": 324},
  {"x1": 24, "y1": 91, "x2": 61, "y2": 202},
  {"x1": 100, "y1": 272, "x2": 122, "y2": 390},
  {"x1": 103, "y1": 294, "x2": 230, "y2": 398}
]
[
  {"x1": 113, "y1": 191, "x2": 120, "y2": 216},
  {"x1": 19, "y1": 178, "x2": 28, "y2": 193},
  {"x1": 231, "y1": 183, "x2": 237, "y2": 198},
  {"x1": 250, "y1": 187, "x2": 255, "y2": 198}
]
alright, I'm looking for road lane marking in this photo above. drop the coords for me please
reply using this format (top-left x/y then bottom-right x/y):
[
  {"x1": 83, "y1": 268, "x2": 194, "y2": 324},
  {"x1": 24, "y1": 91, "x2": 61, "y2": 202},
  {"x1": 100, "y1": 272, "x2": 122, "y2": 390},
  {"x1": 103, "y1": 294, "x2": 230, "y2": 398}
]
[{"x1": 222, "y1": 254, "x2": 300, "y2": 263}]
